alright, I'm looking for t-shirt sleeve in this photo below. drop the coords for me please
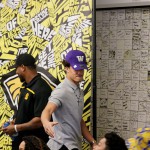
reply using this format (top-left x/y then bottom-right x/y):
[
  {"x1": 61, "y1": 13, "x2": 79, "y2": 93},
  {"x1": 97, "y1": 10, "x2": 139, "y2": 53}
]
[
  {"x1": 48, "y1": 88, "x2": 63, "y2": 107},
  {"x1": 34, "y1": 87, "x2": 51, "y2": 117}
]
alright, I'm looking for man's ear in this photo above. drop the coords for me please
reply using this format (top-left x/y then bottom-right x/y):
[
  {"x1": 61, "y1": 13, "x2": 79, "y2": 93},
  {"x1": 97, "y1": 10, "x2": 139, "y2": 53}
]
[
  {"x1": 65, "y1": 67, "x2": 69, "y2": 73},
  {"x1": 21, "y1": 65, "x2": 26, "y2": 72}
]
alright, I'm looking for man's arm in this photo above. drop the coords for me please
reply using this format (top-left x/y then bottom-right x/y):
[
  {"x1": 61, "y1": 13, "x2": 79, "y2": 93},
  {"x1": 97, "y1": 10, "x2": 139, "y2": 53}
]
[
  {"x1": 2, "y1": 117, "x2": 42, "y2": 136},
  {"x1": 41, "y1": 102, "x2": 58, "y2": 138},
  {"x1": 81, "y1": 119, "x2": 97, "y2": 147}
]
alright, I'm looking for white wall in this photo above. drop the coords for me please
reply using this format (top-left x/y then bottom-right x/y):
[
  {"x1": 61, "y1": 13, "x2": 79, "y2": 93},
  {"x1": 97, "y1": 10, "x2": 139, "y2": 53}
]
[
  {"x1": 96, "y1": 0, "x2": 150, "y2": 9},
  {"x1": 96, "y1": 7, "x2": 150, "y2": 141}
]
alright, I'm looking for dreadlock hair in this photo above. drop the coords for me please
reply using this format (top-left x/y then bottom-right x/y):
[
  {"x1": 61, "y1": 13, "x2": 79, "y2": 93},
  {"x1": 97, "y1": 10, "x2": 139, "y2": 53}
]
[{"x1": 22, "y1": 136, "x2": 50, "y2": 150}]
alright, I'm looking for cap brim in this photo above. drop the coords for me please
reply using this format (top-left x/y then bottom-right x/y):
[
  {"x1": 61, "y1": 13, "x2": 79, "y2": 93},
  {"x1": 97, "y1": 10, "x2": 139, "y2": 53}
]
[{"x1": 71, "y1": 63, "x2": 88, "y2": 71}]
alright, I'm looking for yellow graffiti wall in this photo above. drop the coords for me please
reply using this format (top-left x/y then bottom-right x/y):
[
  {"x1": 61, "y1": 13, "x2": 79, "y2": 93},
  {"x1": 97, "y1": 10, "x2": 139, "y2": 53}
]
[{"x1": 0, "y1": 0, "x2": 92, "y2": 149}]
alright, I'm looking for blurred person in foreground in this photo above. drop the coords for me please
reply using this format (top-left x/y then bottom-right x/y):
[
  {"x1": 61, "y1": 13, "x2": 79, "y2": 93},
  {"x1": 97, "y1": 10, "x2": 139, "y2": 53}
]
[
  {"x1": 126, "y1": 127, "x2": 150, "y2": 150},
  {"x1": 1, "y1": 53, "x2": 52, "y2": 149},
  {"x1": 41, "y1": 50, "x2": 96, "y2": 150}
]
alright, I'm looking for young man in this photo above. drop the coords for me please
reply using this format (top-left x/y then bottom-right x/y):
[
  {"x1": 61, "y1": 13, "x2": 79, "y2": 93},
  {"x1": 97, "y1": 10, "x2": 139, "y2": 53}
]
[
  {"x1": 2, "y1": 53, "x2": 52, "y2": 149},
  {"x1": 41, "y1": 50, "x2": 96, "y2": 150},
  {"x1": 93, "y1": 132, "x2": 128, "y2": 150}
]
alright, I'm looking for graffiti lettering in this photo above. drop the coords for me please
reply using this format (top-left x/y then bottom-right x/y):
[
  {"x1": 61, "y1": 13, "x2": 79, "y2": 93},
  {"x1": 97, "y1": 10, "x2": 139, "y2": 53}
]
[
  {"x1": 18, "y1": 0, "x2": 27, "y2": 15},
  {"x1": 18, "y1": 48, "x2": 28, "y2": 54},
  {"x1": 32, "y1": 7, "x2": 49, "y2": 23},
  {"x1": 7, "y1": 18, "x2": 17, "y2": 31},
  {"x1": 15, "y1": 27, "x2": 26, "y2": 39},
  {"x1": 48, "y1": 53, "x2": 55, "y2": 68},
  {"x1": 6, "y1": 0, "x2": 20, "y2": 9},
  {"x1": 59, "y1": 15, "x2": 79, "y2": 38},
  {"x1": 0, "y1": 0, "x2": 92, "y2": 149},
  {"x1": 69, "y1": 6, "x2": 79, "y2": 15},
  {"x1": 72, "y1": 32, "x2": 82, "y2": 46},
  {"x1": 78, "y1": 19, "x2": 92, "y2": 30},
  {"x1": 31, "y1": 21, "x2": 56, "y2": 41},
  {"x1": 38, "y1": 41, "x2": 56, "y2": 68},
  {"x1": 66, "y1": 15, "x2": 80, "y2": 35},
  {"x1": 60, "y1": 49, "x2": 72, "y2": 60},
  {"x1": 0, "y1": 3, "x2": 4, "y2": 8}
]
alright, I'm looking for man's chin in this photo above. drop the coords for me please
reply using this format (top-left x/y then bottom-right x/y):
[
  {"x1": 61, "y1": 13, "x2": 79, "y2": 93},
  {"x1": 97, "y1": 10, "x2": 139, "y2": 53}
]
[{"x1": 75, "y1": 78, "x2": 83, "y2": 83}]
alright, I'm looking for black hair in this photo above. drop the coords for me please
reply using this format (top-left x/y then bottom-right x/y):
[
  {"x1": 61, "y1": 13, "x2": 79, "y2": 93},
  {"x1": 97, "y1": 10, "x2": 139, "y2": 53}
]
[
  {"x1": 62, "y1": 60, "x2": 70, "y2": 67},
  {"x1": 22, "y1": 136, "x2": 50, "y2": 150},
  {"x1": 105, "y1": 132, "x2": 128, "y2": 150}
]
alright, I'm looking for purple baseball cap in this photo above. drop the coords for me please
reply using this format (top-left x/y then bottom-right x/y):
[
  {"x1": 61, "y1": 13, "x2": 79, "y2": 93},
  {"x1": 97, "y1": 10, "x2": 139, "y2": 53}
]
[{"x1": 65, "y1": 50, "x2": 88, "y2": 70}]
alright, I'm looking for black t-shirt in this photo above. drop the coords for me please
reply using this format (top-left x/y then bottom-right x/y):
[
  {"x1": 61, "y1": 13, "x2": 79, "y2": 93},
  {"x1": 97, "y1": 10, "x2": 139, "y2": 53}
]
[{"x1": 15, "y1": 73, "x2": 52, "y2": 143}]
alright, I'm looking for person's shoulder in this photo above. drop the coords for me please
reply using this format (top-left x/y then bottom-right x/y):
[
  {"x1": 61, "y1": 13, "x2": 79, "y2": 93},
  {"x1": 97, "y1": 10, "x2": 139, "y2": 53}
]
[
  {"x1": 33, "y1": 77, "x2": 52, "y2": 93},
  {"x1": 52, "y1": 82, "x2": 67, "y2": 94},
  {"x1": 54, "y1": 80, "x2": 65, "y2": 88},
  {"x1": 36, "y1": 76, "x2": 51, "y2": 87}
]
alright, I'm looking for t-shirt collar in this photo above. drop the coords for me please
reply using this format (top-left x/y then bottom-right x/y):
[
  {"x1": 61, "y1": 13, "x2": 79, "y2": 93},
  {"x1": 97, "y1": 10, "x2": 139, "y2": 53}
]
[{"x1": 22, "y1": 73, "x2": 41, "y2": 88}]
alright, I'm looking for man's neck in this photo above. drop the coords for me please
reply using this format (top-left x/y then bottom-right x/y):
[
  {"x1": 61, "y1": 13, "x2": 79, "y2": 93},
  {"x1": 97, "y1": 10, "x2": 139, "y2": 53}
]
[{"x1": 25, "y1": 72, "x2": 38, "y2": 83}]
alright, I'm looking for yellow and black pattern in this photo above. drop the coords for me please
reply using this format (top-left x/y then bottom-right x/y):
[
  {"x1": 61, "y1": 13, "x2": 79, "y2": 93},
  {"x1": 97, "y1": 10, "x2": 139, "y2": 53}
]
[{"x1": 0, "y1": 0, "x2": 92, "y2": 149}]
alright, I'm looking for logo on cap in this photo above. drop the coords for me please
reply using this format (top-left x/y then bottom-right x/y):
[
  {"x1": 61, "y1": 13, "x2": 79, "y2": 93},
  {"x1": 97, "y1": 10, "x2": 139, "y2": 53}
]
[
  {"x1": 76, "y1": 56, "x2": 84, "y2": 62},
  {"x1": 73, "y1": 65, "x2": 77, "y2": 68},
  {"x1": 65, "y1": 50, "x2": 88, "y2": 70}
]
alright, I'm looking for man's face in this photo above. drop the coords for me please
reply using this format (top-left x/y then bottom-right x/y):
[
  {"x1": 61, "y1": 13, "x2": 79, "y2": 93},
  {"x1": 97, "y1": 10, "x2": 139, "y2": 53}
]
[
  {"x1": 66, "y1": 66, "x2": 84, "y2": 84},
  {"x1": 16, "y1": 66, "x2": 25, "y2": 82}
]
